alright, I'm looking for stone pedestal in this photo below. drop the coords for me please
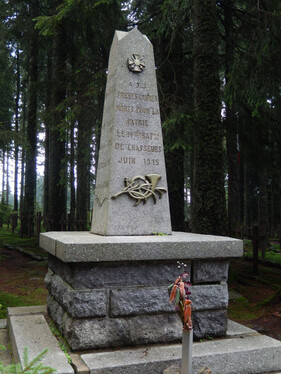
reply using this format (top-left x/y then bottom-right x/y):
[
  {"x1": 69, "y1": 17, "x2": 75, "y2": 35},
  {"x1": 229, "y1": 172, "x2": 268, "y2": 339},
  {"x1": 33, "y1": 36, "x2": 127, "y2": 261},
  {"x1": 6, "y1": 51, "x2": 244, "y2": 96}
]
[{"x1": 40, "y1": 231, "x2": 242, "y2": 351}]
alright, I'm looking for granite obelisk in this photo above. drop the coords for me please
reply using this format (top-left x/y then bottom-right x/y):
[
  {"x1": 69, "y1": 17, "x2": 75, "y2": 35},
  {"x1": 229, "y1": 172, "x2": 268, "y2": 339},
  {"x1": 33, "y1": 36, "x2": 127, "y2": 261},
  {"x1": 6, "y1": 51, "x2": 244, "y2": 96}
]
[{"x1": 91, "y1": 28, "x2": 172, "y2": 235}]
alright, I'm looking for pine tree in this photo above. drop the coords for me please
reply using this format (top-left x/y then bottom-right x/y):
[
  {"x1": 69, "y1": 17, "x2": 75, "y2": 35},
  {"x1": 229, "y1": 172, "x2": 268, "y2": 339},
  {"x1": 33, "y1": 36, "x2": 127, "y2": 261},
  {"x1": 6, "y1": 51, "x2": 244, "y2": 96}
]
[{"x1": 191, "y1": 0, "x2": 227, "y2": 235}]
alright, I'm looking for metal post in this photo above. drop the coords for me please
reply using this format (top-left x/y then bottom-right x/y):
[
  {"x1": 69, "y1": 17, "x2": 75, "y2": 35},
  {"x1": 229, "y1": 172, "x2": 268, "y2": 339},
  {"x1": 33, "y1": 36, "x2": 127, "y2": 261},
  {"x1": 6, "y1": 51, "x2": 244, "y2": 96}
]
[{"x1": 181, "y1": 329, "x2": 193, "y2": 374}]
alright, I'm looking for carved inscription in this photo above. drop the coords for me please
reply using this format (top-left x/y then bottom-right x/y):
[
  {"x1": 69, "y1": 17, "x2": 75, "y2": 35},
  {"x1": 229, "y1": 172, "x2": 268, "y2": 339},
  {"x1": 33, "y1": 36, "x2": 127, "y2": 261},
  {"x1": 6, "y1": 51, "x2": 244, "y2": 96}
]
[
  {"x1": 118, "y1": 157, "x2": 136, "y2": 164},
  {"x1": 113, "y1": 78, "x2": 163, "y2": 169},
  {"x1": 116, "y1": 130, "x2": 159, "y2": 141},
  {"x1": 127, "y1": 119, "x2": 148, "y2": 127},
  {"x1": 115, "y1": 143, "x2": 161, "y2": 152},
  {"x1": 116, "y1": 104, "x2": 159, "y2": 115},
  {"x1": 117, "y1": 92, "x2": 157, "y2": 102}
]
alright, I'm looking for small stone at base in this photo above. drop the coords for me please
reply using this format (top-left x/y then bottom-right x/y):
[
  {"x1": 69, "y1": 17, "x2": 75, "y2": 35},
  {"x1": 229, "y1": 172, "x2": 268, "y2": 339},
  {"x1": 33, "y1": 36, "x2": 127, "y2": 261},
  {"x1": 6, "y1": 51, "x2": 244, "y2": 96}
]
[
  {"x1": 163, "y1": 365, "x2": 180, "y2": 374},
  {"x1": 197, "y1": 367, "x2": 212, "y2": 374}
]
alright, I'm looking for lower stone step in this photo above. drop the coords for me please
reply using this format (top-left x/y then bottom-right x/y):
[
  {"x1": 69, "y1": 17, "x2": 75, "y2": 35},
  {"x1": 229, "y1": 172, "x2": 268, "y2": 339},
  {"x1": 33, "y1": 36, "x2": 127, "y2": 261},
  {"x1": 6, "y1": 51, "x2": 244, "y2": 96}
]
[
  {"x1": 7, "y1": 306, "x2": 281, "y2": 374},
  {"x1": 81, "y1": 322, "x2": 281, "y2": 374},
  {"x1": 7, "y1": 306, "x2": 74, "y2": 374}
]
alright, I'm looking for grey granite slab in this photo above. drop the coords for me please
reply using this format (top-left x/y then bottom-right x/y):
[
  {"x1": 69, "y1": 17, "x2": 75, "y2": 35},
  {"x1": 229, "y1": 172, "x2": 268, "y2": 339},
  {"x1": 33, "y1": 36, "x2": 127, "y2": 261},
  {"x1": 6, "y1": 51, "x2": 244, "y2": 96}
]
[
  {"x1": 40, "y1": 231, "x2": 243, "y2": 262},
  {"x1": 110, "y1": 284, "x2": 228, "y2": 317},
  {"x1": 45, "y1": 271, "x2": 107, "y2": 318},
  {"x1": 8, "y1": 313, "x2": 74, "y2": 374},
  {"x1": 0, "y1": 319, "x2": 7, "y2": 329},
  {"x1": 192, "y1": 260, "x2": 229, "y2": 284},
  {"x1": 91, "y1": 28, "x2": 172, "y2": 236},
  {"x1": 81, "y1": 333, "x2": 281, "y2": 374},
  {"x1": 48, "y1": 255, "x2": 191, "y2": 289},
  {"x1": 7, "y1": 305, "x2": 47, "y2": 316},
  {"x1": 226, "y1": 320, "x2": 257, "y2": 337}
]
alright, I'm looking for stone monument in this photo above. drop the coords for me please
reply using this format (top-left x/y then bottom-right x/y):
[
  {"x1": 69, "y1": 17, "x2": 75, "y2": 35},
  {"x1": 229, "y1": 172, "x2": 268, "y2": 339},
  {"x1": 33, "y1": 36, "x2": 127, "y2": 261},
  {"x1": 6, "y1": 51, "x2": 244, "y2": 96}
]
[
  {"x1": 40, "y1": 28, "x2": 243, "y2": 351},
  {"x1": 91, "y1": 28, "x2": 171, "y2": 235}
]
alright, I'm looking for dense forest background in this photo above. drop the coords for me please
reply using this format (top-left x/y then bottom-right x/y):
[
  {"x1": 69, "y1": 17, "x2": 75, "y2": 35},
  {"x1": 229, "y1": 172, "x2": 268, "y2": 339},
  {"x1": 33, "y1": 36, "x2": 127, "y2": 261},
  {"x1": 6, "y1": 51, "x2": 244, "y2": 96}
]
[{"x1": 0, "y1": 0, "x2": 281, "y2": 238}]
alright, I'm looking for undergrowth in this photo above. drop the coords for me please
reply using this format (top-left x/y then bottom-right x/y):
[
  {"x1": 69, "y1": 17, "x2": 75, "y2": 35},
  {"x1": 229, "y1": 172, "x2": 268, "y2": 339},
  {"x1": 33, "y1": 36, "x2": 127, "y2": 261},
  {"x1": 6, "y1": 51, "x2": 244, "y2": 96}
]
[
  {"x1": 0, "y1": 346, "x2": 55, "y2": 374},
  {"x1": 0, "y1": 292, "x2": 46, "y2": 319},
  {"x1": 48, "y1": 321, "x2": 72, "y2": 365}
]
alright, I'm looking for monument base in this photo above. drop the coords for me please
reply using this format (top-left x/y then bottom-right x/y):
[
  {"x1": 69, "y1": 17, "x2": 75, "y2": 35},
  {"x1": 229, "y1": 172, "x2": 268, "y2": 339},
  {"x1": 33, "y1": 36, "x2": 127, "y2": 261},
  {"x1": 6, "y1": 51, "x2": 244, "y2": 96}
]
[
  {"x1": 7, "y1": 307, "x2": 281, "y2": 374},
  {"x1": 40, "y1": 231, "x2": 242, "y2": 351}
]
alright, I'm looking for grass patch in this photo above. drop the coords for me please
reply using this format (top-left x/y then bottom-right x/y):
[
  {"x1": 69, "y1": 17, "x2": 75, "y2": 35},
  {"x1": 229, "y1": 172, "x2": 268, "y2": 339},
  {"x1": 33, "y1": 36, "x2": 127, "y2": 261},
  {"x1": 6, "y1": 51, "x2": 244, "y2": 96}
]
[
  {"x1": 0, "y1": 226, "x2": 47, "y2": 259},
  {"x1": 0, "y1": 292, "x2": 45, "y2": 319},
  {"x1": 243, "y1": 239, "x2": 281, "y2": 265},
  {"x1": 228, "y1": 296, "x2": 265, "y2": 321}
]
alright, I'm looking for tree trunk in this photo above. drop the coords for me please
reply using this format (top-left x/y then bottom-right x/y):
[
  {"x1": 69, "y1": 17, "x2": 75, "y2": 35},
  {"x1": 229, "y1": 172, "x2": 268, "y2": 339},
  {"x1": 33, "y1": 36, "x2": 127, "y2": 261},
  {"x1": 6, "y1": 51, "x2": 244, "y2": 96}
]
[
  {"x1": 1, "y1": 150, "x2": 5, "y2": 204},
  {"x1": 258, "y1": 166, "x2": 268, "y2": 259},
  {"x1": 43, "y1": 49, "x2": 52, "y2": 218},
  {"x1": 48, "y1": 11, "x2": 67, "y2": 231},
  {"x1": 69, "y1": 121, "x2": 76, "y2": 230},
  {"x1": 224, "y1": 0, "x2": 240, "y2": 237},
  {"x1": 76, "y1": 112, "x2": 91, "y2": 230},
  {"x1": 14, "y1": 47, "x2": 20, "y2": 212},
  {"x1": 166, "y1": 145, "x2": 185, "y2": 231},
  {"x1": 20, "y1": 94, "x2": 27, "y2": 213},
  {"x1": 22, "y1": 0, "x2": 39, "y2": 234},
  {"x1": 6, "y1": 151, "x2": 9, "y2": 204},
  {"x1": 191, "y1": 0, "x2": 227, "y2": 235}
]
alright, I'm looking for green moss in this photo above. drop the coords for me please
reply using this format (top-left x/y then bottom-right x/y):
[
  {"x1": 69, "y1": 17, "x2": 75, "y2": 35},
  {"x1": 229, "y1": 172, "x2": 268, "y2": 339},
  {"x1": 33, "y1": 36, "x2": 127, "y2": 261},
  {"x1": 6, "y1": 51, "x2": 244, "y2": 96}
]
[
  {"x1": 257, "y1": 286, "x2": 281, "y2": 307},
  {"x1": 0, "y1": 225, "x2": 47, "y2": 259},
  {"x1": 0, "y1": 292, "x2": 45, "y2": 319},
  {"x1": 48, "y1": 320, "x2": 72, "y2": 364},
  {"x1": 228, "y1": 296, "x2": 264, "y2": 321}
]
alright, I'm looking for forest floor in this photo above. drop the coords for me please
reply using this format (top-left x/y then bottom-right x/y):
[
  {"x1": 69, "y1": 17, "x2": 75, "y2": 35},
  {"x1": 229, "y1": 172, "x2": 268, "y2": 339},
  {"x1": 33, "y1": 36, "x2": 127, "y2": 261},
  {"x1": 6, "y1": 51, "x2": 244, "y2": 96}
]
[{"x1": 0, "y1": 244, "x2": 280, "y2": 341}]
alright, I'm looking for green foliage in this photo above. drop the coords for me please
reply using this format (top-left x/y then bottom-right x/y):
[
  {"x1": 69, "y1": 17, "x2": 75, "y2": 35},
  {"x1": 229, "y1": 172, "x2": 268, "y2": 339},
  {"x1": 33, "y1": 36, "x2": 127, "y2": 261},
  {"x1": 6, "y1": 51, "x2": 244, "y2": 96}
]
[
  {"x1": 0, "y1": 225, "x2": 46, "y2": 256},
  {"x1": 243, "y1": 239, "x2": 281, "y2": 265},
  {"x1": 228, "y1": 296, "x2": 264, "y2": 321},
  {"x1": 48, "y1": 321, "x2": 71, "y2": 364},
  {"x1": 0, "y1": 347, "x2": 55, "y2": 374},
  {"x1": 0, "y1": 292, "x2": 41, "y2": 319},
  {"x1": 0, "y1": 204, "x2": 12, "y2": 225}
]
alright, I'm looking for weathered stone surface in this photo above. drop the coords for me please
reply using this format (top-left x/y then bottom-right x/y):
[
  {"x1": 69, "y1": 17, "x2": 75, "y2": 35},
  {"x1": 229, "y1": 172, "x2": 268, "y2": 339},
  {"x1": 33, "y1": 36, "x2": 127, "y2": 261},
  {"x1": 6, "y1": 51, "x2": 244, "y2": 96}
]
[
  {"x1": 81, "y1": 331, "x2": 281, "y2": 374},
  {"x1": 8, "y1": 313, "x2": 74, "y2": 374},
  {"x1": 40, "y1": 231, "x2": 243, "y2": 263},
  {"x1": 197, "y1": 367, "x2": 212, "y2": 374},
  {"x1": 110, "y1": 284, "x2": 227, "y2": 317},
  {"x1": 48, "y1": 296, "x2": 182, "y2": 350},
  {"x1": 47, "y1": 294, "x2": 65, "y2": 330},
  {"x1": 189, "y1": 284, "x2": 228, "y2": 311},
  {"x1": 0, "y1": 319, "x2": 7, "y2": 329},
  {"x1": 110, "y1": 287, "x2": 174, "y2": 316},
  {"x1": 45, "y1": 271, "x2": 107, "y2": 318},
  {"x1": 226, "y1": 320, "x2": 257, "y2": 337},
  {"x1": 193, "y1": 260, "x2": 229, "y2": 284},
  {"x1": 48, "y1": 254, "x2": 191, "y2": 289},
  {"x1": 91, "y1": 28, "x2": 171, "y2": 236},
  {"x1": 64, "y1": 313, "x2": 182, "y2": 350},
  {"x1": 163, "y1": 365, "x2": 180, "y2": 374},
  {"x1": 7, "y1": 305, "x2": 47, "y2": 316},
  {"x1": 163, "y1": 366, "x2": 212, "y2": 374},
  {"x1": 192, "y1": 309, "x2": 227, "y2": 339}
]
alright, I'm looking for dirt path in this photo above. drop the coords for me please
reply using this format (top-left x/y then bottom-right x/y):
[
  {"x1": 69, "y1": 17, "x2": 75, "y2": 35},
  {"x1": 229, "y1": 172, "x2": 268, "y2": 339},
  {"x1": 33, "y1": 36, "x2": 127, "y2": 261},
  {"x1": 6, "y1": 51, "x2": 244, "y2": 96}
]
[
  {"x1": 0, "y1": 247, "x2": 48, "y2": 313},
  {"x1": 229, "y1": 259, "x2": 281, "y2": 341}
]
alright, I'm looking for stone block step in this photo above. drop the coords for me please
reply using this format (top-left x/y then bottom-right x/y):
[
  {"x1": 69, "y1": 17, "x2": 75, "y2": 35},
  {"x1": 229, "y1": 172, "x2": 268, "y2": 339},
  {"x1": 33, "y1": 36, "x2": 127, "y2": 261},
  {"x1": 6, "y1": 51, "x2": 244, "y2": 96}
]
[
  {"x1": 81, "y1": 328, "x2": 281, "y2": 374},
  {"x1": 7, "y1": 306, "x2": 281, "y2": 374},
  {"x1": 7, "y1": 306, "x2": 74, "y2": 374}
]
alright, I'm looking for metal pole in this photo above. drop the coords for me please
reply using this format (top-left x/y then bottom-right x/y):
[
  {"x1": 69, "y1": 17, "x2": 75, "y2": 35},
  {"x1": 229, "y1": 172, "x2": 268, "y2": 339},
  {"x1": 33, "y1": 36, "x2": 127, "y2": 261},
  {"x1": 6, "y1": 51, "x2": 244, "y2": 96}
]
[{"x1": 181, "y1": 329, "x2": 193, "y2": 374}]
